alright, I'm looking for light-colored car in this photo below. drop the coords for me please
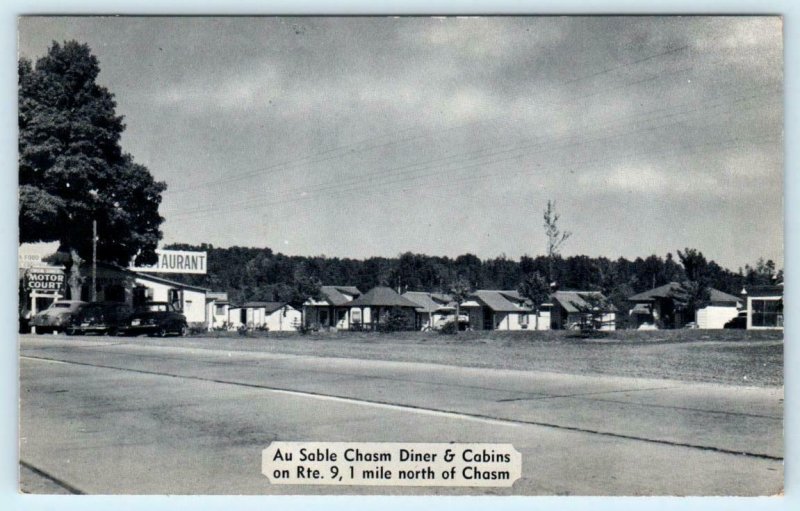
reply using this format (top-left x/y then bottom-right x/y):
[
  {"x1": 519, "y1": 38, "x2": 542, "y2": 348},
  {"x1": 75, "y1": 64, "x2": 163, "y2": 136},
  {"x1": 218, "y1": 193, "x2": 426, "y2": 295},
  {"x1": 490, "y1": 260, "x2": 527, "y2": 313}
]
[{"x1": 31, "y1": 300, "x2": 86, "y2": 334}]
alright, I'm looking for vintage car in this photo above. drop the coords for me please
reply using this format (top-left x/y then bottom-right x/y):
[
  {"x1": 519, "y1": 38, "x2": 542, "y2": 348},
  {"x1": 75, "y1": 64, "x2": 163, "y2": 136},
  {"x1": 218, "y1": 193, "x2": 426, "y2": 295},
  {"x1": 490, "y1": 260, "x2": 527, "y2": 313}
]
[
  {"x1": 30, "y1": 300, "x2": 86, "y2": 334},
  {"x1": 724, "y1": 311, "x2": 748, "y2": 329},
  {"x1": 67, "y1": 302, "x2": 134, "y2": 336},
  {"x1": 123, "y1": 301, "x2": 188, "y2": 337}
]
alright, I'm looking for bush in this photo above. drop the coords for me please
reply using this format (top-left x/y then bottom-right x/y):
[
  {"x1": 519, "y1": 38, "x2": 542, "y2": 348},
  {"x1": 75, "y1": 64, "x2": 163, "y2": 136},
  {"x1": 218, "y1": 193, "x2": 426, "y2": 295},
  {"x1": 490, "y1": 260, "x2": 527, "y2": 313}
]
[
  {"x1": 380, "y1": 307, "x2": 415, "y2": 332},
  {"x1": 438, "y1": 321, "x2": 458, "y2": 335},
  {"x1": 212, "y1": 321, "x2": 231, "y2": 332},
  {"x1": 297, "y1": 322, "x2": 318, "y2": 335},
  {"x1": 188, "y1": 322, "x2": 207, "y2": 335}
]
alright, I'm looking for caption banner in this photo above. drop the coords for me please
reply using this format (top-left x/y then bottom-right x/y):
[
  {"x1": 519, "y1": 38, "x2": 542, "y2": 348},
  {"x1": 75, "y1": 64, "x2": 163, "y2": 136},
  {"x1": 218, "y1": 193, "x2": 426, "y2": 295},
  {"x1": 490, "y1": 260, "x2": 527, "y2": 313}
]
[{"x1": 262, "y1": 442, "x2": 521, "y2": 487}]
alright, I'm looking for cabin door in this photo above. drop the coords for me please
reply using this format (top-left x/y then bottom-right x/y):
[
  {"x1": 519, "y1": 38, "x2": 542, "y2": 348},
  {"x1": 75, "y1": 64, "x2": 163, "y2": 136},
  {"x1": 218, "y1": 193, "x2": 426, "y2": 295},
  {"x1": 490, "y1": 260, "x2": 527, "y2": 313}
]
[{"x1": 483, "y1": 308, "x2": 494, "y2": 330}]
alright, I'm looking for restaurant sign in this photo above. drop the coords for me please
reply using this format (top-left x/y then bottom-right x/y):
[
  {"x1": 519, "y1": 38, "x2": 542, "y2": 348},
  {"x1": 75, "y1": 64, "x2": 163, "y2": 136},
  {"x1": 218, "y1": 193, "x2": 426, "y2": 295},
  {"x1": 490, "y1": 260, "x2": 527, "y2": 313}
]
[{"x1": 130, "y1": 250, "x2": 208, "y2": 275}]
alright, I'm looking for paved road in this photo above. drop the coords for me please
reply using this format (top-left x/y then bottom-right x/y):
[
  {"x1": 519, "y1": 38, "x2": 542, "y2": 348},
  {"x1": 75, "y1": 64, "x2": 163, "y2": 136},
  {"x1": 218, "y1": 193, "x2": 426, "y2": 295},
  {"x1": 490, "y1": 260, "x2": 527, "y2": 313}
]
[{"x1": 19, "y1": 334, "x2": 783, "y2": 495}]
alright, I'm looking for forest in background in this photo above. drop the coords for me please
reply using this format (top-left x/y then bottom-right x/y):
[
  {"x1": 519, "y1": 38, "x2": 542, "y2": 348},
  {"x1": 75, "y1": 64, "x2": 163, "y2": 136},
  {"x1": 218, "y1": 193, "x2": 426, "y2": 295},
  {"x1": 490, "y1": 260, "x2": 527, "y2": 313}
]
[{"x1": 162, "y1": 243, "x2": 780, "y2": 314}]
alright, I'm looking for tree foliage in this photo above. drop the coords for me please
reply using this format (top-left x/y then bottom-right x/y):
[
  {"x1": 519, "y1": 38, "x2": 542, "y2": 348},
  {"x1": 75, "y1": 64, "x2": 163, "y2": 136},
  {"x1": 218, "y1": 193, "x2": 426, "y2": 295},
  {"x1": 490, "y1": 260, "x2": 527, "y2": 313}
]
[
  {"x1": 18, "y1": 41, "x2": 166, "y2": 267},
  {"x1": 517, "y1": 271, "x2": 550, "y2": 312},
  {"x1": 162, "y1": 243, "x2": 775, "y2": 318}
]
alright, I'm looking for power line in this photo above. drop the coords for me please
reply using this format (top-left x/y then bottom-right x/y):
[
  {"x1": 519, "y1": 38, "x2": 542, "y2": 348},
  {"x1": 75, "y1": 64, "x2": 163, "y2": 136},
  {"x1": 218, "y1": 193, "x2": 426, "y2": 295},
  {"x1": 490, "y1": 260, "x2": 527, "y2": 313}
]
[
  {"x1": 164, "y1": 84, "x2": 778, "y2": 216},
  {"x1": 166, "y1": 43, "x2": 692, "y2": 195},
  {"x1": 165, "y1": 90, "x2": 778, "y2": 220}
]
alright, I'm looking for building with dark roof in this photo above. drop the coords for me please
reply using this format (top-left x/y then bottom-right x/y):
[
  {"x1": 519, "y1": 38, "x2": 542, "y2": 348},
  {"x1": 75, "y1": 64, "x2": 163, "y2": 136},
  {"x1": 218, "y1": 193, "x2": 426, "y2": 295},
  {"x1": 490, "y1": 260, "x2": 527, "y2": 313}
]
[
  {"x1": 627, "y1": 282, "x2": 742, "y2": 329},
  {"x1": 303, "y1": 285, "x2": 362, "y2": 329},
  {"x1": 402, "y1": 291, "x2": 459, "y2": 330},
  {"x1": 227, "y1": 301, "x2": 301, "y2": 331},
  {"x1": 741, "y1": 284, "x2": 783, "y2": 330},
  {"x1": 461, "y1": 290, "x2": 549, "y2": 331},
  {"x1": 341, "y1": 286, "x2": 419, "y2": 330},
  {"x1": 550, "y1": 291, "x2": 616, "y2": 330}
]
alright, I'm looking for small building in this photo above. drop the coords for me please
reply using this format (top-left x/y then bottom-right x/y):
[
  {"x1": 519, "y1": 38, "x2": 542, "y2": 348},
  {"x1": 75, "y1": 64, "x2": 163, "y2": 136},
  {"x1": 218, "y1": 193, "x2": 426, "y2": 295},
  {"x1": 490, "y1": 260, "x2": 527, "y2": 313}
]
[
  {"x1": 303, "y1": 286, "x2": 362, "y2": 330},
  {"x1": 461, "y1": 290, "x2": 547, "y2": 331},
  {"x1": 342, "y1": 286, "x2": 419, "y2": 330},
  {"x1": 402, "y1": 291, "x2": 459, "y2": 331},
  {"x1": 550, "y1": 291, "x2": 616, "y2": 330},
  {"x1": 206, "y1": 292, "x2": 230, "y2": 330},
  {"x1": 19, "y1": 254, "x2": 211, "y2": 325},
  {"x1": 227, "y1": 302, "x2": 301, "y2": 331},
  {"x1": 129, "y1": 271, "x2": 209, "y2": 324},
  {"x1": 628, "y1": 282, "x2": 741, "y2": 329},
  {"x1": 742, "y1": 284, "x2": 783, "y2": 330},
  {"x1": 696, "y1": 289, "x2": 744, "y2": 329}
]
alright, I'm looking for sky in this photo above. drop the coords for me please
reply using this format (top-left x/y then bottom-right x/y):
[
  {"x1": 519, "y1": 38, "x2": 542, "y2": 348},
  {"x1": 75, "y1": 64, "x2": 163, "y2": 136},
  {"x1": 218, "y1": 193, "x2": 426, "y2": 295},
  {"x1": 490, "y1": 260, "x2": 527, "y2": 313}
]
[{"x1": 17, "y1": 16, "x2": 784, "y2": 271}]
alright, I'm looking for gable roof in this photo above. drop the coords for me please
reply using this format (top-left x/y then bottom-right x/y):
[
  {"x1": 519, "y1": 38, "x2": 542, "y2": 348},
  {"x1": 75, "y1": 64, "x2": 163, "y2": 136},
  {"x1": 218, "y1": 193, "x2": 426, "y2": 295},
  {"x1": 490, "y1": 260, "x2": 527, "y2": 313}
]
[
  {"x1": 628, "y1": 282, "x2": 741, "y2": 305},
  {"x1": 551, "y1": 291, "x2": 616, "y2": 313},
  {"x1": 708, "y1": 288, "x2": 743, "y2": 304},
  {"x1": 627, "y1": 282, "x2": 684, "y2": 302},
  {"x1": 344, "y1": 286, "x2": 420, "y2": 308},
  {"x1": 402, "y1": 291, "x2": 455, "y2": 313},
  {"x1": 319, "y1": 285, "x2": 362, "y2": 306},
  {"x1": 469, "y1": 290, "x2": 531, "y2": 313}
]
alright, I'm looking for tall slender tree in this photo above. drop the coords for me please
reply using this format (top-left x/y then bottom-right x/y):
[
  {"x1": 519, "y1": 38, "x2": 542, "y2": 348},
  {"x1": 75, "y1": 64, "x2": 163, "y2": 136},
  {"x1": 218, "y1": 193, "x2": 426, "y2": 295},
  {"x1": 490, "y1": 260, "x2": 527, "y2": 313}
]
[{"x1": 543, "y1": 200, "x2": 571, "y2": 284}]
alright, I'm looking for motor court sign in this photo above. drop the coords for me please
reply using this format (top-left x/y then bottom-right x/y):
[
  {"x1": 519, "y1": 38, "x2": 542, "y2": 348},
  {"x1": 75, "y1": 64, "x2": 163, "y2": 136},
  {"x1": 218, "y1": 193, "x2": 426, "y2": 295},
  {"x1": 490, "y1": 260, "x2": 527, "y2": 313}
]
[
  {"x1": 25, "y1": 268, "x2": 66, "y2": 293},
  {"x1": 129, "y1": 249, "x2": 208, "y2": 275}
]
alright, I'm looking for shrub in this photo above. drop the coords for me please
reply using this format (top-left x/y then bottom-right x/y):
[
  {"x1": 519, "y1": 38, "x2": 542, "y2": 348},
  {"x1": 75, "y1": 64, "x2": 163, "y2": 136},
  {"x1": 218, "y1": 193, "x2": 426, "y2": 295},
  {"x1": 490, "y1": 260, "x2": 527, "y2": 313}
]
[
  {"x1": 188, "y1": 322, "x2": 207, "y2": 335},
  {"x1": 380, "y1": 307, "x2": 415, "y2": 332},
  {"x1": 297, "y1": 322, "x2": 318, "y2": 335},
  {"x1": 438, "y1": 321, "x2": 458, "y2": 335}
]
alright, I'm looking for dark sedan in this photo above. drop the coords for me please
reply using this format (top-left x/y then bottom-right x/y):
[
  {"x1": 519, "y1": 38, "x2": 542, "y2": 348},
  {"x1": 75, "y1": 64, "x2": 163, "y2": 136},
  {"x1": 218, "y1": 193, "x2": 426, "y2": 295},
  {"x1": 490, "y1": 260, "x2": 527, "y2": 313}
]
[
  {"x1": 724, "y1": 311, "x2": 748, "y2": 329},
  {"x1": 124, "y1": 302, "x2": 188, "y2": 337},
  {"x1": 67, "y1": 302, "x2": 133, "y2": 336}
]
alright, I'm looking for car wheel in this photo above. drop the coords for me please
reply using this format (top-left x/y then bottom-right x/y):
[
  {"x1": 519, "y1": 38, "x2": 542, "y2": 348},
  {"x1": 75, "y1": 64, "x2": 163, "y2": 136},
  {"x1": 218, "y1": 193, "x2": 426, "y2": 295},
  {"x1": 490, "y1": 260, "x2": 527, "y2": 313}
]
[{"x1": 178, "y1": 323, "x2": 188, "y2": 337}]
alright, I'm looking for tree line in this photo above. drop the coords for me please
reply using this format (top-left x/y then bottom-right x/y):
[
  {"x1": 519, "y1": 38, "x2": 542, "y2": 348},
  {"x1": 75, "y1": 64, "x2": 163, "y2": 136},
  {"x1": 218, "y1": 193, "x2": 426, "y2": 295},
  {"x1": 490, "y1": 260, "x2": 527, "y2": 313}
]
[{"x1": 162, "y1": 242, "x2": 780, "y2": 311}]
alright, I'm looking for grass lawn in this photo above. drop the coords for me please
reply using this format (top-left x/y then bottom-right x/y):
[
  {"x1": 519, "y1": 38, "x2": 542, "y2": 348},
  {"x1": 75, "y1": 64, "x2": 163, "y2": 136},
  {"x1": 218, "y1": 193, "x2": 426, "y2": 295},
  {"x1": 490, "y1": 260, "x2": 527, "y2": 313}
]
[{"x1": 175, "y1": 328, "x2": 784, "y2": 387}]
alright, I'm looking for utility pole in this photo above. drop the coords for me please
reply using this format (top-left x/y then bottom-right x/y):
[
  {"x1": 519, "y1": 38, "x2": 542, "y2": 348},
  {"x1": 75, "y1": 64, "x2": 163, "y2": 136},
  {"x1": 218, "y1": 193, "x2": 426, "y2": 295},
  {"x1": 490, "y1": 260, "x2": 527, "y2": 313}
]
[{"x1": 91, "y1": 219, "x2": 97, "y2": 302}]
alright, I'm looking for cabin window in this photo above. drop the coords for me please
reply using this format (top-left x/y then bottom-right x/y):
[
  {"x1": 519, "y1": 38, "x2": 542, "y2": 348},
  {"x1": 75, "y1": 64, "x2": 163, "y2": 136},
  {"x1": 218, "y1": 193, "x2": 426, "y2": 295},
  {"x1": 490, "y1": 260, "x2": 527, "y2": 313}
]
[
  {"x1": 168, "y1": 288, "x2": 183, "y2": 311},
  {"x1": 215, "y1": 304, "x2": 225, "y2": 315},
  {"x1": 751, "y1": 299, "x2": 782, "y2": 327},
  {"x1": 519, "y1": 314, "x2": 529, "y2": 326}
]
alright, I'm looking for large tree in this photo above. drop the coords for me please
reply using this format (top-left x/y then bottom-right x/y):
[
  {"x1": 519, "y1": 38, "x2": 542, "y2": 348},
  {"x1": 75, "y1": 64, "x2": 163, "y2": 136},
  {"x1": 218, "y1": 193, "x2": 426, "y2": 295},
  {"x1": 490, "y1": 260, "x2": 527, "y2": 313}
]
[{"x1": 19, "y1": 41, "x2": 165, "y2": 297}]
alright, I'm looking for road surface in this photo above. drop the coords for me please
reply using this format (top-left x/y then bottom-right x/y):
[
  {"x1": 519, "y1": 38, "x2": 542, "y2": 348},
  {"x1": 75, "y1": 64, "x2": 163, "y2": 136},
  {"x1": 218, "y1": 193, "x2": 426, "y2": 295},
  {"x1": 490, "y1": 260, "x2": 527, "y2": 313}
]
[{"x1": 19, "y1": 334, "x2": 783, "y2": 495}]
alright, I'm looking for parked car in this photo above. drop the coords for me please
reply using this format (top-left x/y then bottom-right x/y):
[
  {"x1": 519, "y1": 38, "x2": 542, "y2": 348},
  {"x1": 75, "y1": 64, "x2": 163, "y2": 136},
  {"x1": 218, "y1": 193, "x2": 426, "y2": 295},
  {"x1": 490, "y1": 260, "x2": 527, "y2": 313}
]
[
  {"x1": 30, "y1": 300, "x2": 86, "y2": 334},
  {"x1": 724, "y1": 311, "x2": 747, "y2": 329},
  {"x1": 19, "y1": 307, "x2": 32, "y2": 334},
  {"x1": 123, "y1": 302, "x2": 188, "y2": 337},
  {"x1": 67, "y1": 302, "x2": 133, "y2": 336}
]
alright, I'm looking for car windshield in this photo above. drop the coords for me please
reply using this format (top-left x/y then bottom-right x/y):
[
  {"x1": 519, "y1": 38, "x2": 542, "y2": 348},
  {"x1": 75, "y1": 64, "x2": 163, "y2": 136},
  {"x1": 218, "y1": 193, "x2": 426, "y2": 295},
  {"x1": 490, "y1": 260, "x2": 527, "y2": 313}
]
[{"x1": 139, "y1": 304, "x2": 170, "y2": 313}]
